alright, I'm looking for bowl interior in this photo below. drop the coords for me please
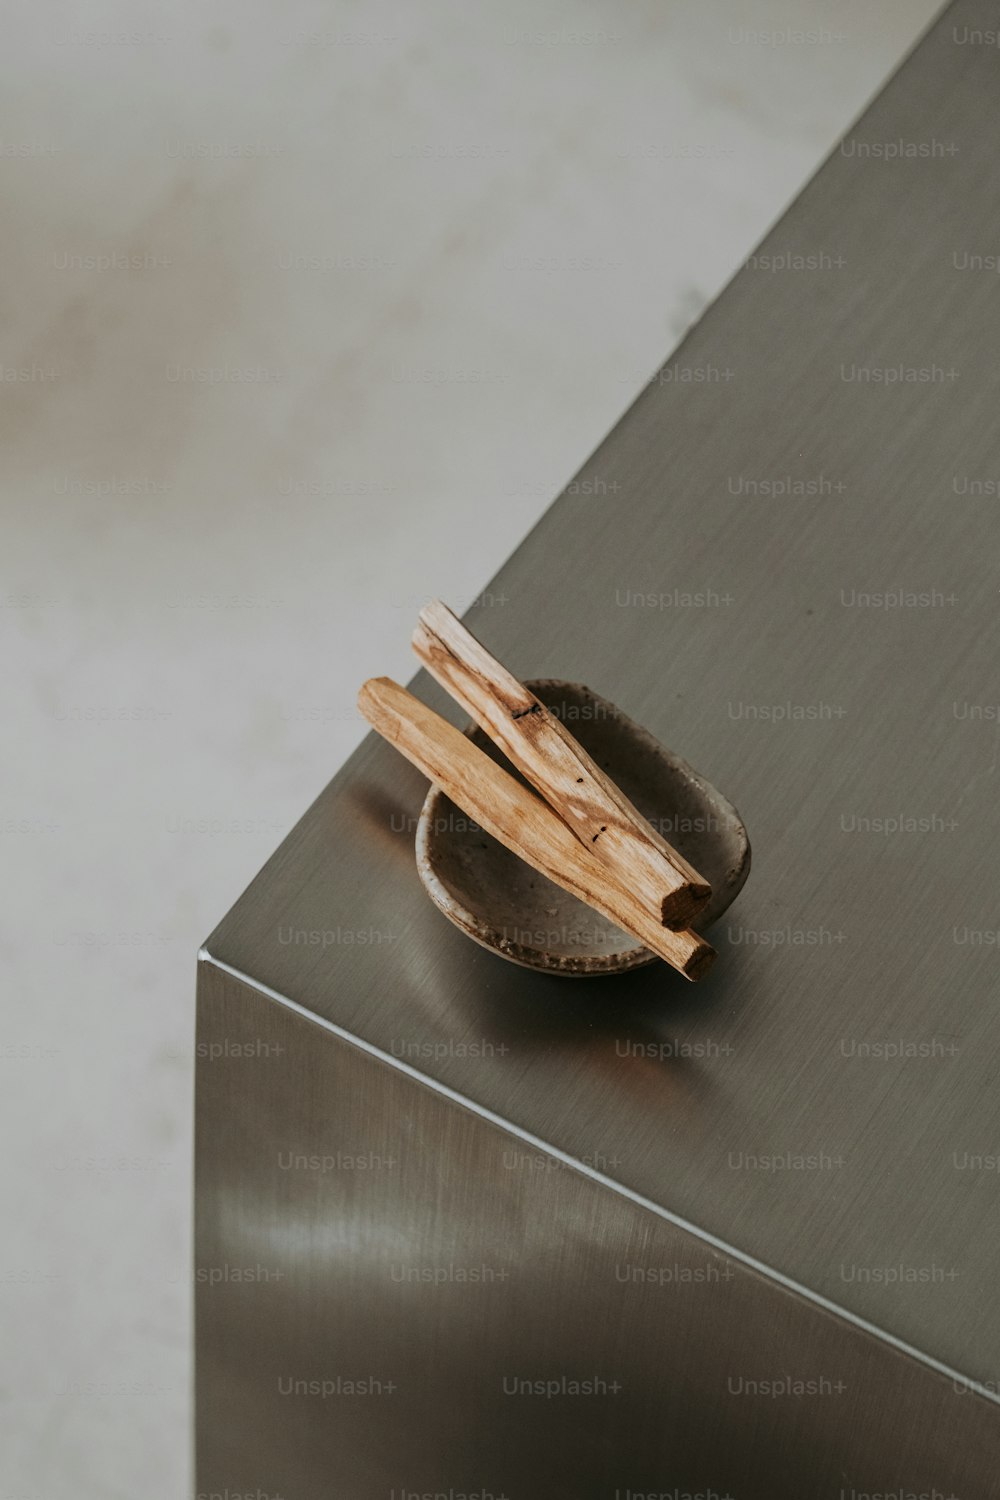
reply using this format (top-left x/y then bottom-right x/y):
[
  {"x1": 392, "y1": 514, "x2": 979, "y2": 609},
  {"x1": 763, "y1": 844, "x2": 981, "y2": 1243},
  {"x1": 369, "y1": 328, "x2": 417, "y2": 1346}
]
[{"x1": 416, "y1": 680, "x2": 750, "y2": 976}]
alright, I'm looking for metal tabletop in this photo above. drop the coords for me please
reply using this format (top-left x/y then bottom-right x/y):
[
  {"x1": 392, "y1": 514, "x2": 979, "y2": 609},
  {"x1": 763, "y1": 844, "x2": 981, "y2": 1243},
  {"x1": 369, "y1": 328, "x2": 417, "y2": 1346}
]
[{"x1": 206, "y1": 0, "x2": 1000, "y2": 1400}]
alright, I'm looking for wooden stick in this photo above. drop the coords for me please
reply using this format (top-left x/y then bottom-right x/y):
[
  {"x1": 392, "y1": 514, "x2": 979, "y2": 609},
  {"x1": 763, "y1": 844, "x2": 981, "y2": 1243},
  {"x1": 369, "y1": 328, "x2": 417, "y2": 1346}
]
[
  {"x1": 358, "y1": 677, "x2": 715, "y2": 982},
  {"x1": 411, "y1": 600, "x2": 711, "y2": 930}
]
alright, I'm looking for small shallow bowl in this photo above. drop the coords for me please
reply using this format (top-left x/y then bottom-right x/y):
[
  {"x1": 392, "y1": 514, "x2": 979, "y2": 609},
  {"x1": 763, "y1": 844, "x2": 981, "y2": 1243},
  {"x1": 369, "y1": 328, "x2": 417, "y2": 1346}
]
[{"x1": 415, "y1": 680, "x2": 750, "y2": 976}]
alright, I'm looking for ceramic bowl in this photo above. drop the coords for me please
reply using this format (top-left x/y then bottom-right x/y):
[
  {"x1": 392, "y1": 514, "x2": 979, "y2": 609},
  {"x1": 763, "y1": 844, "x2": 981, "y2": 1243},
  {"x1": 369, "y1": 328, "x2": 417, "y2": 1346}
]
[{"x1": 414, "y1": 680, "x2": 750, "y2": 976}]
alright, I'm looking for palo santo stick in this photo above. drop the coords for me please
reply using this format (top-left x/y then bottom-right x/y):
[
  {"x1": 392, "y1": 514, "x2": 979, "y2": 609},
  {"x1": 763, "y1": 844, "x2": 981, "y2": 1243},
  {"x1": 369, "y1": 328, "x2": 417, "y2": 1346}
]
[
  {"x1": 358, "y1": 677, "x2": 715, "y2": 982},
  {"x1": 412, "y1": 600, "x2": 711, "y2": 930}
]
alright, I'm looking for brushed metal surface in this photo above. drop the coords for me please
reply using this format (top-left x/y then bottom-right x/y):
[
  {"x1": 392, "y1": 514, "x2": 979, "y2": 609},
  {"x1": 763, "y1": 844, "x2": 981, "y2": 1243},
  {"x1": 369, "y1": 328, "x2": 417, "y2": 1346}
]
[
  {"x1": 200, "y1": 0, "x2": 1000, "y2": 1484},
  {"x1": 197, "y1": 961, "x2": 997, "y2": 1497}
]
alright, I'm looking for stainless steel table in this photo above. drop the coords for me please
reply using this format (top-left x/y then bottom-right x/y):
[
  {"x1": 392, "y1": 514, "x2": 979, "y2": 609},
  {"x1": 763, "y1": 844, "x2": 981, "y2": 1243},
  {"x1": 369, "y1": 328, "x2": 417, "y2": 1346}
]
[{"x1": 197, "y1": 3, "x2": 1000, "y2": 1491}]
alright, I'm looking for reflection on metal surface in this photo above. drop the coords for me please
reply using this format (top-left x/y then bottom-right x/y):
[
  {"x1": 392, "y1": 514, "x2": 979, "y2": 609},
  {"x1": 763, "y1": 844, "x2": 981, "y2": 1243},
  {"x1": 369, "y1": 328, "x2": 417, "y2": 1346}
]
[{"x1": 197, "y1": 959, "x2": 997, "y2": 1496}]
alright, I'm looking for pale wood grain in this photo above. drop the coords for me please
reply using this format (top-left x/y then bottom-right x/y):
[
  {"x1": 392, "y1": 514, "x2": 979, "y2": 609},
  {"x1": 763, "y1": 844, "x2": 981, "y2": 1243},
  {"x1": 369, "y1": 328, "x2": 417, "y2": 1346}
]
[
  {"x1": 412, "y1": 600, "x2": 711, "y2": 929},
  {"x1": 358, "y1": 677, "x2": 714, "y2": 981}
]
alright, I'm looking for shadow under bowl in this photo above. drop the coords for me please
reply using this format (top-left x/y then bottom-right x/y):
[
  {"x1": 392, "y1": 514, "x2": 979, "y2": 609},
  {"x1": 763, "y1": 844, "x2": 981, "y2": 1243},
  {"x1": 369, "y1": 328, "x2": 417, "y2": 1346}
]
[{"x1": 414, "y1": 680, "x2": 751, "y2": 977}]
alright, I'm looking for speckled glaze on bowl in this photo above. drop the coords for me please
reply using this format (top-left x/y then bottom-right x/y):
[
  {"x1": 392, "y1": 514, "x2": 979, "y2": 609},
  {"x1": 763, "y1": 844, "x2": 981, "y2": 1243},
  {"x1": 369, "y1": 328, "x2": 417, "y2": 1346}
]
[{"x1": 415, "y1": 680, "x2": 751, "y2": 976}]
